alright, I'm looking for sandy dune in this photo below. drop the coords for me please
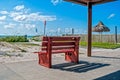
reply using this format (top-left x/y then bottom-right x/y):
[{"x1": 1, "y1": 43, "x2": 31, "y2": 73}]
[{"x1": 0, "y1": 42, "x2": 120, "y2": 63}]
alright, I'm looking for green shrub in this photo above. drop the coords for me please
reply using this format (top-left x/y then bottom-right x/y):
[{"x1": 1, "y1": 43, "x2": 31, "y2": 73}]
[{"x1": 0, "y1": 36, "x2": 28, "y2": 42}]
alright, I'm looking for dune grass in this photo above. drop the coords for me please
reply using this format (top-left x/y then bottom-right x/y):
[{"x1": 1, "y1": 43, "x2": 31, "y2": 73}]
[
  {"x1": 10, "y1": 42, "x2": 39, "y2": 46},
  {"x1": 0, "y1": 36, "x2": 28, "y2": 42}
]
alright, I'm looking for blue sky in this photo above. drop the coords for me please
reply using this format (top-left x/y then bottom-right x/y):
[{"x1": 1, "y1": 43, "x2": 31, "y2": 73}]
[{"x1": 0, "y1": 0, "x2": 120, "y2": 36}]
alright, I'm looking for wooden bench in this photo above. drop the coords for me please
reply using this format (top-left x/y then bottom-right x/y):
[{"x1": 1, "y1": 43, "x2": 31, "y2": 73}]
[{"x1": 35, "y1": 36, "x2": 80, "y2": 68}]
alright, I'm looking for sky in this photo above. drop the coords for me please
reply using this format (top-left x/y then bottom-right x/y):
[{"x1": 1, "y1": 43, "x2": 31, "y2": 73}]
[{"x1": 0, "y1": 0, "x2": 120, "y2": 36}]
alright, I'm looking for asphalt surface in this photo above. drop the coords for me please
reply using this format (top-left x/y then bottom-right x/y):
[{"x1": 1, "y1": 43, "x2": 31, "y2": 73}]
[{"x1": 0, "y1": 48, "x2": 120, "y2": 80}]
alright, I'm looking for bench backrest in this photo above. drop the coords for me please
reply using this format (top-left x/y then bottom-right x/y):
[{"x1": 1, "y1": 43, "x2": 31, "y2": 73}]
[{"x1": 41, "y1": 36, "x2": 80, "y2": 53}]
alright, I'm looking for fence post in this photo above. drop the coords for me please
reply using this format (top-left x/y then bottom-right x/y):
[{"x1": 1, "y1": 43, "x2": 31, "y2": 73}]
[{"x1": 115, "y1": 26, "x2": 117, "y2": 44}]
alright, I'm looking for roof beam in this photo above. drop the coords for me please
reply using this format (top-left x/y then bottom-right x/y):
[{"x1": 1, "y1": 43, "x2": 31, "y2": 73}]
[
  {"x1": 92, "y1": 0, "x2": 117, "y2": 5},
  {"x1": 64, "y1": 0, "x2": 87, "y2": 6},
  {"x1": 64, "y1": 0, "x2": 116, "y2": 6}
]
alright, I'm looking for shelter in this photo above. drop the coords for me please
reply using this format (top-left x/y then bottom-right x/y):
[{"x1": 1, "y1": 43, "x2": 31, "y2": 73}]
[
  {"x1": 92, "y1": 21, "x2": 110, "y2": 32},
  {"x1": 64, "y1": 0, "x2": 116, "y2": 56},
  {"x1": 92, "y1": 21, "x2": 110, "y2": 42}
]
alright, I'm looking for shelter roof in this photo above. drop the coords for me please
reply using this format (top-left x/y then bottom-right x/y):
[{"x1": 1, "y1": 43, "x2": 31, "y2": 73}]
[
  {"x1": 92, "y1": 21, "x2": 110, "y2": 32},
  {"x1": 64, "y1": 0, "x2": 116, "y2": 6}
]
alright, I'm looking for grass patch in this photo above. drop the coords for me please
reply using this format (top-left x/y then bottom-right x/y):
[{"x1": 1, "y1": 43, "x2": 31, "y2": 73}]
[
  {"x1": 80, "y1": 42, "x2": 120, "y2": 49},
  {"x1": 0, "y1": 36, "x2": 28, "y2": 42},
  {"x1": 10, "y1": 42, "x2": 39, "y2": 46},
  {"x1": 31, "y1": 36, "x2": 42, "y2": 42}
]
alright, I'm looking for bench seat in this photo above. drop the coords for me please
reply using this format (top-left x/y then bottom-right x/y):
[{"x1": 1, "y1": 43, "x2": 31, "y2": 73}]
[{"x1": 36, "y1": 48, "x2": 75, "y2": 54}]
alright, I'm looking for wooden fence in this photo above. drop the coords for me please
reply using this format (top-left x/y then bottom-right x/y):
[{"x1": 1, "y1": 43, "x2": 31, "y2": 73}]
[
  {"x1": 35, "y1": 34, "x2": 120, "y2": 43},
  {"x1": 80, "y1": 34, "x2": 120, "y2": 43}
]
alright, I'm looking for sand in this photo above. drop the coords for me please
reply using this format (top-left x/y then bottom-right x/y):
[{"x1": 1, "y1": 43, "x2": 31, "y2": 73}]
[
  {"x1": 0, "y1": 42, "x2": 120, "y2": 63},
  {"x1": 0, "y1": 42, "x2": 38, "y2": 63}
]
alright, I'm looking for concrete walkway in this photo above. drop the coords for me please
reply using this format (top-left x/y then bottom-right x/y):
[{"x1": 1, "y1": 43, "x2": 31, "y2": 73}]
[{"x1": 0, "y1": 48, "x2": 120, "y2": 80}]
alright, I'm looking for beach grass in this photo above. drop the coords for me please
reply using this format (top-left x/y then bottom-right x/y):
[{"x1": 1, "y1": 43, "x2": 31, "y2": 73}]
[
  {"x1": 80, "y1": 42, "x2": 120, "y2": 49},
  {"x1": 10, "y1": 42, "x2": 39, "y2": 46},
  {"x1": 0, "y1": 36, "x2": 28, "y2": 42}
]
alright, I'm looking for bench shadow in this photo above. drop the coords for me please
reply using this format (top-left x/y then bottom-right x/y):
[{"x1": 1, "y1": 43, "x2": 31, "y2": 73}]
[
  {"x1": 92, "y1": 56, "x2": 120, "y2": 60},
  {"x1": 94, "y1": 70, "x2": 120, "y2": 80},
  {"x1": 52, "y1": 61, "x2": 110, "y2": 73}
]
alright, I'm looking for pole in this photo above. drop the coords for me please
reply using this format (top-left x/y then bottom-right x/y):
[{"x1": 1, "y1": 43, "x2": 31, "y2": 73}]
[
  {"x1": 115, "y1": 26, "x2": 117, "y2": 44},
  {"x1": 44, "y1": 26, "x2": 46, "y2": 36},
  {"x1": 87, "y1": 2, "x2": 92, "y2": 57},
  {"x1": 44, "y1": 20, "x2": 46, "y2": 36}
]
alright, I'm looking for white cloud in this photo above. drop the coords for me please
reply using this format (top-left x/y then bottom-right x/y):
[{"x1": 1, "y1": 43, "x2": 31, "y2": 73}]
[
  {"x1": 8, "y1": 5, "x2": 56, "y2": 22},
  {"x1": 26, "y1": 13, "x2": 56, "y2": 21},
  {"x1": 0, "y1": 16, "x2": 6, "y2": 20},
  {"x1": 9, "y1": 12, "x2": 25, "y2": 22},
  {"x1": 26, "y1": 12, "x2": 40, "y2": 21},
  {"x1": 13, "y1": 15, "x2": 26, "y2": 22},
  {"x1": 23, "y1": 8, "x2": 30, "y2": 14},
  {"x1": 1, "y1": 4, "x2": 56, "y2": 31},
  {"x1": 4, "y1": 23, "x2": 16, "y2": 29},
  {"x1": 108, "y1": 13, "x2": 115, "y2": 19},
  {"x1": 25, "y1": 24, "x2": 35, "y2": 30},
  {"x1": 14, "y1": 5, "x2": 25, "y2": 11},
  {"x1": 39, "y1": 15, "x2": 56, "y2": 21},
  {"x1": 10, "y1": 12, "x2": 23, "y2": 17},
  {"x1": 51, "y1": 0, "x2": 62, "y2": 5},
  {"x1": 10, "y1": 11, "x2": 56, "y2": 22},
  {"x1": 0, "y1": 11, "x2": 8, "y2": 14}
]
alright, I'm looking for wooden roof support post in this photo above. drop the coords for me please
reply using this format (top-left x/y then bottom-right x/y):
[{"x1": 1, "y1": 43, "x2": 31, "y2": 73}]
[
  {"x1": 87, "y1": 2, "x2": 92, "y2": 57},
  {"x1": 64, "y1": 0, "x2": 116, "y2": 57}
]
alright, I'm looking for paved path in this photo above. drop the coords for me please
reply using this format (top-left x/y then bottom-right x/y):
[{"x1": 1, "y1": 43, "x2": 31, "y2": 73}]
[{"x1": 0, "y1": 48, "x2": 120, "y2": 80}]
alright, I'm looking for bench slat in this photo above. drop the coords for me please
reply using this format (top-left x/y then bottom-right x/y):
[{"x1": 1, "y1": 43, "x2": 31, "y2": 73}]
[
  {"x1": 38, "y1": 49, "x2": 74, "y2": 54},
  {"x1": 49, "y1": 37, "x2": 77, "y2": 41},
  {"x1": 52, "y1": 42, "x2": 75, "y2": 46},
  {"x1": 42, "y1": 41, "x2": 75, "y2": 46},
  {"x1": 41, "y1": 46, "x2": 75, "y2": 50},
  {"x1": 52, "y1": 49, "x2": 74, "y2": 53},
  {"x1": 42, "y1": 36, "x2": 79, "y2": 41}
]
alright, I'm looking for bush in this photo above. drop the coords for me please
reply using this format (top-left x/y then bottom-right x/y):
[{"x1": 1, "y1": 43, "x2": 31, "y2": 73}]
[{"x1": 0, "y1": 36, "x2": 28, "y2": 42}]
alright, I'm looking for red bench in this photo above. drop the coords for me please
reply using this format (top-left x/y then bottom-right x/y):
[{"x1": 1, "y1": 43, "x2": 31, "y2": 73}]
[{"x1": 35, "y1": 36, "x2": 80, "y2": 68}]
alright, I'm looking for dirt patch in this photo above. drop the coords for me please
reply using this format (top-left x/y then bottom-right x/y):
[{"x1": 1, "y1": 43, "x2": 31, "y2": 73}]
[{"x1": 0, "y1": 42, "x2": 39, "y2": 63}]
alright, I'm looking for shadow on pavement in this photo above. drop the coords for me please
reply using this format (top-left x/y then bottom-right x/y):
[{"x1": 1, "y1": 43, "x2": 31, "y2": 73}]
[
  {"x1": 52, "y1": 61, "x2": 110, "y2": 73},
  {"x1": 94, "y1": 70, "x2": 120, "y2": 80},
  {"x1": 92, "y1": 56, "x2": 120, "y2": 59}
]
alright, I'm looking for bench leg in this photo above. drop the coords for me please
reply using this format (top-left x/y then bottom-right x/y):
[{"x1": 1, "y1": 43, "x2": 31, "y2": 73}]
[
  {"x1": 65, "y1": 52, "x2": 79, "y2": 63},
  {"x1": 38, "y1": 53, "x2": 51, "y2": 68}
]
